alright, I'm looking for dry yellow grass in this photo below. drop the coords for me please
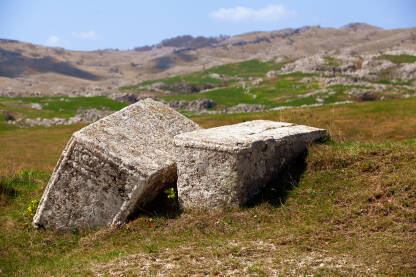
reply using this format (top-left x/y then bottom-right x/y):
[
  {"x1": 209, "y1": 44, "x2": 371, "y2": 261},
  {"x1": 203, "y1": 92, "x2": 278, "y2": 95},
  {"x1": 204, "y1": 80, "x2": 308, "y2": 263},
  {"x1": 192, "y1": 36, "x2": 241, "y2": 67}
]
[{"x1": 0, "y1": 124, "x2": 85, "y2": 175}]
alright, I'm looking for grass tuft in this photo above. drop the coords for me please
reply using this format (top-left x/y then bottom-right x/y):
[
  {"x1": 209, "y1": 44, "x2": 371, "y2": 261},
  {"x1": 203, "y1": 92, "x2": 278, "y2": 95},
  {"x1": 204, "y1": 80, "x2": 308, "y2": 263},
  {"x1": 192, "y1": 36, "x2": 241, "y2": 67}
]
[{"x1": 0, "y1": 170, "x2": 47, "y2": 205}]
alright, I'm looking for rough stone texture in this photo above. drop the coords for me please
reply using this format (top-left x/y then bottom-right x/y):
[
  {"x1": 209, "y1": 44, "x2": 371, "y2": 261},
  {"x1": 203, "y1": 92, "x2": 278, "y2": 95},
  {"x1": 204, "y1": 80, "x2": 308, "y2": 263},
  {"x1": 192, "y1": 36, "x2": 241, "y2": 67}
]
[
  {"x1": 174, "y1": 120, "x2": 327, "y2": 209},
  {"x1": 33, "y1": 98, "x2": 200, "y2": 230}
]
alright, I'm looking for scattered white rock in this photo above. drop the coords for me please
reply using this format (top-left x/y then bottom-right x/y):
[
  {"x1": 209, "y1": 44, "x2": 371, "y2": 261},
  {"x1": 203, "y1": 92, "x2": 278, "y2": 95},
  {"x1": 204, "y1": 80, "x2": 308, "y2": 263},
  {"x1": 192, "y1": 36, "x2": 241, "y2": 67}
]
[
  {"x1": 12, "y1": 109, "x2": 114, "y2": 127},
  {"x1": 397, "y1": 62, "x2": 416, "y2": 81},
  {"x1": 224, "y1": 103, "x2": 267, "y2": 113},
  {"x1": 167, "y1": 99, "x2": 216, "y2": 112},
  {"x1": 31, "y1": 103, "x2": 42, "y2": 110}
]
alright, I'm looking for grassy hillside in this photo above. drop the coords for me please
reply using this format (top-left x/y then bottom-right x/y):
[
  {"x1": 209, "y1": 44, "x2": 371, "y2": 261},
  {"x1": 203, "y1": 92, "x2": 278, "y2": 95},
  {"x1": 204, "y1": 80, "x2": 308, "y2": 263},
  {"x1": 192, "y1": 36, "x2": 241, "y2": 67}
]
[
  {"x1": 120, "y1": 59, "x2": 286, "y2": 90},
  {"x1": 0, "y1": 96, "x2": 126, "y2": 123},
  {"x1": 120, "y1": 59, "x2": 289, "y2": 96},
  {"x1": 1, "y1": 98, "x2": 415, "y2": 275},
  {"x1": 119, "y1": 56, "x2": 414, "y2": 112},
  {"x1": 0, "y1": 96, "x2": 126, "y2": 135}
]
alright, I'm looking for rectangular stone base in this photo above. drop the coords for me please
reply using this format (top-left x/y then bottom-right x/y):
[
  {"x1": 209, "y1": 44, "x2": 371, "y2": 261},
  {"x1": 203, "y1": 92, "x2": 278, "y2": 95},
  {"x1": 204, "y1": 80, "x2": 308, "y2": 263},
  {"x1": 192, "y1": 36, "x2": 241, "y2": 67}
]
[{"x1": 174, "y1": 120, "x2": 327, "y2": 209}]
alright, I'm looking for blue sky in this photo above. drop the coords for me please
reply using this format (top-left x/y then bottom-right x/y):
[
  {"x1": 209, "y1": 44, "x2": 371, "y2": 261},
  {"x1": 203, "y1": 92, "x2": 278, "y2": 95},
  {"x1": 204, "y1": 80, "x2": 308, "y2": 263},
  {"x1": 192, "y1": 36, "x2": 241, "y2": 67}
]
[{"x1": 0, "y1": 0, "x2": 415, "y2": 51}]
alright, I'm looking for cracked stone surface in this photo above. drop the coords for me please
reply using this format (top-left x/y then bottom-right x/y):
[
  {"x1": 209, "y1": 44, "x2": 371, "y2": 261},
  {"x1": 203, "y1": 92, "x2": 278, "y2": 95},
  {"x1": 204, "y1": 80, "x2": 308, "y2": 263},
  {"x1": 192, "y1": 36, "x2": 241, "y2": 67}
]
[
  {"x1": 33, "y1": 98, "x2": 200, "y2": 231},
  {"x1": 174, "y1": 120, "x2": 327, "y2": 209}
]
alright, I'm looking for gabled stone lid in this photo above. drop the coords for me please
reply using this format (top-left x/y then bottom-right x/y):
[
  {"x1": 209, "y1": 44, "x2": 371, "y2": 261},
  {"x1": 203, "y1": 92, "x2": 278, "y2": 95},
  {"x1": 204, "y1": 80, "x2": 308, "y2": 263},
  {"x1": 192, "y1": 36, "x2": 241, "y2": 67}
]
[
  {"x1": 74, "y1": 98, "x2": 200, "y2": 174},
  {"x1": 174, "y1": 120, "x2": 327, "y2": 153}
]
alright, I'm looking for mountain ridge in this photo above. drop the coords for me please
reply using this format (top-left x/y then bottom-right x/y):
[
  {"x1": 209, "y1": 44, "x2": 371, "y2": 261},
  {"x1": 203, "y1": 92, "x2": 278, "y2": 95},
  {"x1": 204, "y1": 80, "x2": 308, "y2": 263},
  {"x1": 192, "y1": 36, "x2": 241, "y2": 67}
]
[
  {"x1": 0, "y1": 23, "x2": 415, "y2": 97},
  {"x1": 0, "y1": 23, "x2": 386, "y2": 52}
]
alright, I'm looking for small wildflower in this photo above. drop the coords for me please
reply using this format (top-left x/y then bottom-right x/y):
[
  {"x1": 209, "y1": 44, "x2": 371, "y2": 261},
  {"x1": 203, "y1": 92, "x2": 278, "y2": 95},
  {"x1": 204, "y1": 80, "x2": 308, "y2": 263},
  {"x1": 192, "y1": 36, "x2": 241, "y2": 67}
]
[
  {"x1": 23, "y1": 199, "x2": 39, "y2": 217},
  {"x1": 164, "y1": 188, "x2": 175, "y2": 199}
]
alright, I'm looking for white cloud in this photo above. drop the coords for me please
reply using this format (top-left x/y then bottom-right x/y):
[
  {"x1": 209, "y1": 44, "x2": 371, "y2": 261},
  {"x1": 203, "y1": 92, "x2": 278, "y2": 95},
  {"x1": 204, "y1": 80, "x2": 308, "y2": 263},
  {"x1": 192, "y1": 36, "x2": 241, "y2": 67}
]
[
  {"x1": 72, "y1": 30, "x2": 99, "y2": 40},
  {"x1": 46, "y1": 35, "x2": 63, "y2": 47},
  {"x1": 210, "y1": 4, "x2": 296, "y2": 22}
]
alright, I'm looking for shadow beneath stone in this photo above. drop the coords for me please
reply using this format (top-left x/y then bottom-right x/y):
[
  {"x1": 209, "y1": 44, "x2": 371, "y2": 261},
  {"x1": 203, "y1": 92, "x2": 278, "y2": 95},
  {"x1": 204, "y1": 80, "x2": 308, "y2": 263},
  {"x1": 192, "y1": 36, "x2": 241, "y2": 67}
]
[
  {"x1": 245, "y1": 150, "x2": 308, "y2": 208},
  {"x1": 127, "y1": 185, "x2": 182, "y2": 221}
]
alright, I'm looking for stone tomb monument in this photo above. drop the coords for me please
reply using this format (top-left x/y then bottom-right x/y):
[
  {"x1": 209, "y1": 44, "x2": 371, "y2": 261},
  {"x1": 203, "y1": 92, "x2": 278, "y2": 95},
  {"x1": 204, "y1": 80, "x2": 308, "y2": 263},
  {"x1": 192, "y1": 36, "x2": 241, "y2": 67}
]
[
  {"x1": 174, "y1": 120, "x2": 327, "y2": 208},
  {"x1": 33, "y1": 99, "x2": 200, "y2": 230}
]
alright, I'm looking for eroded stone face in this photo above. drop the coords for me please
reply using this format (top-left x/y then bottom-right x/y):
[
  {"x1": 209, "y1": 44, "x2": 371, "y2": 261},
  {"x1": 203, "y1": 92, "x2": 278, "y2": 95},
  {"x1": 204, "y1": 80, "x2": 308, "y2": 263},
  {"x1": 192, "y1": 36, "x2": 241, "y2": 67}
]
[
  {"x1": 174, "y1": 120, "x2": 327, "y2": 209},
  {"x1": 33, "y1": 98, "x2": 200, "y2": 231}
]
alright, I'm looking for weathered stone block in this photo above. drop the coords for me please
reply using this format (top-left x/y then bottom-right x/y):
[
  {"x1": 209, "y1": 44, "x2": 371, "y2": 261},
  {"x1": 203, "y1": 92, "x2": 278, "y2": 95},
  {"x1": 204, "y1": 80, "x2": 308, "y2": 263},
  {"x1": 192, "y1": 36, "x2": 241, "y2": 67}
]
[
  {"x1": 174, "y1": 120, "x2": 327, "y2": 209},
  {"x1": 33, "y1": 99, "x2": 200, "y2": 230}
]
